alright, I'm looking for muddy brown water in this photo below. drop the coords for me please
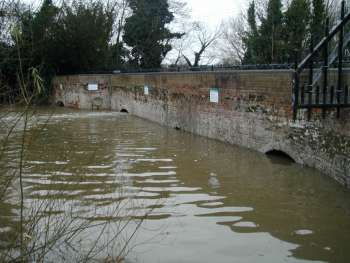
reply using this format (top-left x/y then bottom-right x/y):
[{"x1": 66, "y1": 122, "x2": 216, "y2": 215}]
[{"x1": 0, "y1": 108, "x2": 350, "y2": 263}]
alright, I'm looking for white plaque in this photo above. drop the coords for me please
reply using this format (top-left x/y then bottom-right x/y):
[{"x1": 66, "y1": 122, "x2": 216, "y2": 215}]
[
  {"x1": 210, "y1": 88, "x2": 219, "y2": 103},
  {"x1": 88, "y1": 83, "x2": 98, "y2": 91},
  {"x1": 144, "y1": 85, "x2": 149, "y2": 95}
]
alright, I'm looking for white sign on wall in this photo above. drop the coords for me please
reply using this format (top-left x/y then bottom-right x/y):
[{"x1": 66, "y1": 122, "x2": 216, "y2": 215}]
[
  {"x1": 144, "y1": 85, "x2": 149, "y2": 95},
  {"x1": 88, "y1": 83, "x2": 98, "y2": 91},
  {"x1": 210, "y1": 88, "x2": 219, "y2": 103}
]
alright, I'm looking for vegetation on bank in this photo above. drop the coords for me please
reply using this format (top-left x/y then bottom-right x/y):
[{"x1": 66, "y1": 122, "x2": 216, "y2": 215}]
[
  {"x1": 243, "y1": 0, "x2": 331, "y2": 65},
  {"x1": 0, "y1": 0, "x2": 341, "y2": 104}
]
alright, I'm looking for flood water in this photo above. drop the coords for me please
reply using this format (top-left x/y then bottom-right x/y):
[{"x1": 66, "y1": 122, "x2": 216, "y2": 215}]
[{"x1": 1, "y1": 108, "x2": 350, "y2": 263}]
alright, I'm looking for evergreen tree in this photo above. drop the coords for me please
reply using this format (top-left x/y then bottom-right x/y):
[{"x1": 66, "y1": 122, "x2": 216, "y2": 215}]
[
  {"x1": 1, "y1": 0, "x2": 127, "y2": 103},
  {"x1": 311, "y1": 0, "x2": 326, "y2": 44},
  {"x1": 7, "y1": 0, "x2": 60, "y2": 102},
  {"x1": 52, "y1": 1, "x2": 116, "y2": 74},
  {"x1": 29, "y1": 0, "x2": 59, "y2": 94},
  {"x1": 123, "y1": 0, "x2": 182, "y2": 68},
  {"x1": 284, "y1": 0, "x2": 311, "y2": 63},
  {"x1": 259, "y1": 0, "x2": 283, "y2": 63},
  {"x1": 243, "y1": 1, "x2": 259, "y2": 64}
]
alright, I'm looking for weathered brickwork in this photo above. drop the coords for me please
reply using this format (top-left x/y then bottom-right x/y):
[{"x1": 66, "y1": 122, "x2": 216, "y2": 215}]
[
  {"x1": 54, "y1": 75, "x2": 111, "y2": 110},
  {"x1": 53, "y1": 70, "x2": 350, "y2": 188}
]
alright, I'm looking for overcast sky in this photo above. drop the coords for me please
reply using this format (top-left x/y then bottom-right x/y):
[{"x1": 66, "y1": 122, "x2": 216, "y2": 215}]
[
  {"x1": 26, "y1": 0, "x2": 246, "y2": 28},
  {"x1": 186, "y1": 0, "x2": 245, "y2": 27}
]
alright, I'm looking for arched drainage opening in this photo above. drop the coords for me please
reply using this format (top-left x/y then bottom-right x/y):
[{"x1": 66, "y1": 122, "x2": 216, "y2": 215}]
[
  {"x1": 120, "y1": 109, "x2": 129, "y2": 113},
  {"x1": 265, "y1": 150, "x2": 295, "y2": 164},
  {"x1": 56, "y1": 101, "x2": 64, "y2": 107}
]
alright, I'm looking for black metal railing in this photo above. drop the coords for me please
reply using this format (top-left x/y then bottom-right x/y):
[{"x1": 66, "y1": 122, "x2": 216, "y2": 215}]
[
  {"x1": 69, "y1": 63, "x2": 294, "y2": 76},
  {"x1": 293, "y1": 0, "x2": 350, "y2": 120},
  {"x1": 118, "y1": 64, "x2": 293, "y2": 73}
]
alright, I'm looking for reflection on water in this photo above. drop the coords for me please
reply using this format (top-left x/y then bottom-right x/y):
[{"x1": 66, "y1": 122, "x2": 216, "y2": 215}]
[{"x1": 1, "y1": 108, "x2": 350, "y2": 263}]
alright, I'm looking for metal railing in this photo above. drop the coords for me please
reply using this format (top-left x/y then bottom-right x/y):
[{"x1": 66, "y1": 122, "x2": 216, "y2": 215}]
[
  {"x1": 293, "y1": 0, "x2": 350, "y2": 120},
  {"x1": 70, "y1": 63, "x2": 294, "y2": 76}
]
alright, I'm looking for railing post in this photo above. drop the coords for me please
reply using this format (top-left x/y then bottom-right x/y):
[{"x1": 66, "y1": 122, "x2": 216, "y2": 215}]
[
  {"x1": 293, "y1": 71, "x2": 300, "y2": 121},
  {"x1": 308, "y1": 39, "x2": 314, "y2": 120},
  {"x1": 337, "y1": 0, "x2": 345, "y2": 118},
  {"x1": 293, "y1": 49, "x2": 300, "y2": 121},
  {"x1": 322, "y1": 18, "x2": 330, "y2": 119}
]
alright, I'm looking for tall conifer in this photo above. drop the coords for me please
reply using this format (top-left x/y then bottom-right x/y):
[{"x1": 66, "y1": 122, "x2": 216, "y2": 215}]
[{"x1": 259, "y1": 0, "x2": 283, "y2": 63}]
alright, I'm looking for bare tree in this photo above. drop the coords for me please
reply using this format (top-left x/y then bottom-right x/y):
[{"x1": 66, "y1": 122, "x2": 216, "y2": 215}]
[
  {"x1": 169, "y1": 0, "x2": 189, "y2": 20},
  {"x1": 178, "y1": 22, "x2": 222, "y2": 67},
  {"x1": 0, "y1": 0, "x2": 18, "y2": 47},
  {"x1": 109, "y1": 0, "x2": 129, "y2": 46},
  {"x1": 219, "y1": 15, "x2": 246, "y2": 65}
]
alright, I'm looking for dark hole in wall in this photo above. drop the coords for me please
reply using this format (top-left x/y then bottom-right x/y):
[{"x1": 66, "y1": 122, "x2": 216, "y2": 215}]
[
  {"x1": 120, "y1": 109, "x2": 129, "y2": 113},
  {"x1": 266, "y1": 150, "x2": 295, "y2": 165},
  {"x1": 56, "y1": 101, "x2": 64, "y2": 107},
  {"x1": 175, "y1": 126, "x2": 181, "y2": 131}
]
